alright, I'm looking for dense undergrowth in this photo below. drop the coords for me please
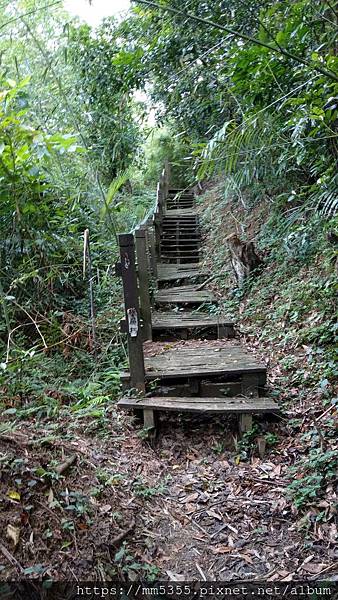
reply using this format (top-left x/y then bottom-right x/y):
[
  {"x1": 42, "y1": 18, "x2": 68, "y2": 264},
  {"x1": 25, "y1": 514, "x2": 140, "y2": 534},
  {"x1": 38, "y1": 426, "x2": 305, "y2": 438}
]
[
  {"x1": 199, "y1": 180, "x2": 337, "y2": 513},
  {"x1": 0, "y1": 0, "x2": 337, "y2": 581}
]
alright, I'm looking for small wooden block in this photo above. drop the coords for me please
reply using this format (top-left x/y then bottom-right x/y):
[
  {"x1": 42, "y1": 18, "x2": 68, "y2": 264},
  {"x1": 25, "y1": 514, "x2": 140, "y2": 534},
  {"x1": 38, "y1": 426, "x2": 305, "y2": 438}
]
[
  {"x1": 218, "y1": 324, "x2": 235, "y2": 339},
  {"x1": 239, "y1": 413, "x2": 253, "y2": 434},
  {"x1": 143, "y1": 408, "x2": 158, "y2": 437},
  {"x1": 242, "y1": 373, "x2": 260, "y2": 397}
]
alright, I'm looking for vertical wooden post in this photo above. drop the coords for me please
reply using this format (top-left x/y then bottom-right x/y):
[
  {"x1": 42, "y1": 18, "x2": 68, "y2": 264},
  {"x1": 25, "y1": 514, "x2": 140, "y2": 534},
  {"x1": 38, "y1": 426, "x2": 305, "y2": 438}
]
[
  {"x1": 154, "y1": 216, "x2": 161, "y2": 260},
  {"x1": 148, "y1": 227, "x2": 158, "y2": 280},
  {"x1": 238, "y1": 373, "x2": 259, "y2": 435},
  {"x1": 155, "y1": 182, "x2": 163, "y2": 260},
  {"x1": 164, "y1": 160, "x2": 171, "y2": 196},
  {"x1": 239, "y1": 413, "x2": 253, "y2": 434},
  {"x1": 118, "y1": 233, "x2": 145, "y2": 392},
  {"x1": 157, "y1": 182, "x2": 163, "y2": 220},
  {"x1": 135, "y1": 227, "x2": 152, "y2": 341}
]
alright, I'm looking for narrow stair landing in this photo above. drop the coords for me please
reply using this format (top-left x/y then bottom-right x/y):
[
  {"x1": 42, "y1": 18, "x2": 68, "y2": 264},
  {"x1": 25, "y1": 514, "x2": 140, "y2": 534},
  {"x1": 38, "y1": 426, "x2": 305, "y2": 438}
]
[
  {"x1": 117, "y1": 170, "x2": 280, "y2": 435},
  {"x1": 155, "y1": 284, "x2": 217, "y2": 305},
  {"x1": 121, "y1": 340, "x2": 267, "y2": 383},
  {"x1": 156, "y1": 262, "x2": 206, "y2": 282},
  {"x1": 151, "y1": 310, "x2": 234, "y2": 339}
]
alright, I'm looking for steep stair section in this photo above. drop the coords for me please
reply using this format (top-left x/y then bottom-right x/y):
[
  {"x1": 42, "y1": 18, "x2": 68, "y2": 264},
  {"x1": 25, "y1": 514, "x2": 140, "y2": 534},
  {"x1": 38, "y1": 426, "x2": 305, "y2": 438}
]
[{"x1": 117, "y1": 172, "x2": 280, "y2": 436}]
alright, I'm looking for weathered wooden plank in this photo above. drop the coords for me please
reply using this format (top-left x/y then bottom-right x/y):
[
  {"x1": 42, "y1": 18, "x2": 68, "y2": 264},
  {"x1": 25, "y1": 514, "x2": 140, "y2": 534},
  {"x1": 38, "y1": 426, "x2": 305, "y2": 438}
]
[
  {"x1": 162, "y1": 221, "x2": 198, "y2": 224},
  {"x1": 141, "y1": 343, "x2": 267, "y2": 378},
  {"x1": 167, "y1": 203, "x2": 194, "y2": 208},
  {"x1": 167, "y1": 197, "x2": 194, "y2": 201},
  {"x1": 162, "y1": 224, "x2": 198, "y2": 227},
  {"x1": 161, "y1": 237, "x2": 201, "y2": 241},
  {"x1": 162, "y1": 224, "x2": 199, "y2": 228},
  {"x1": 157, "y1": 270, "x2": 206, "y2": 282},
  {"x1": 164, "y1": 210, "x2": 197, "y2": 217},
  {"x1": 146, "y1": 358, "x2": 258, "y2": 368},
  {"x1": 163, "y1": 217, "x2": 197, "y2": 220},
  {"x1": 155, "y1": 296, "x2": 214, "y2": 305},
  {"x1": 162, "y1": 239, "x2": 200, "y2": 242},
  {"x1": 167, "y1": 203, "x2": 194, "y2": 207},
  {"x1": 160, "y1": 247, "x2": 201, "y2": 252},
  {"x1": 152, "y1": 311, "x2": 233, "y2": 329},
  {"x1": 118, "y1": 396, "x2": 279, "y2": 414},
  {"x1": 160, "y1": 251, "x2": 200, "y2": 256},
  {"x1": 122, "y1": 361, "x2": 266, "y2": 382},
  {"x1": 155, "y1": 289, "x2": 216, "y2": 304},
  {"x1": 157, "y1": 273, "x2": 205, "y2": 282},
  {"x1": 157, "y1": 263, "x2": 203, "y2": 271}
]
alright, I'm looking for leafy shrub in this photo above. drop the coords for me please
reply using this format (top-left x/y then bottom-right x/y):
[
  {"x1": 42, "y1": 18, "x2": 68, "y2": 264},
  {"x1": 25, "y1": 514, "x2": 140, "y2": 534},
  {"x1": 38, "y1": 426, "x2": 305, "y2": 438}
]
[{"x1": 288, "y1": 448, "x2": 338, "y2": 509}]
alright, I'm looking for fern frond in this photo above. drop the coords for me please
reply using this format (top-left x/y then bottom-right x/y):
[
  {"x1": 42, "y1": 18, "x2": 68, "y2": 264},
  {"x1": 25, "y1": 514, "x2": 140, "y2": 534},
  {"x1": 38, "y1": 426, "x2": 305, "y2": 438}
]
[{"x1": 100, "y1": 169, "x2": 131, "y2": 218}]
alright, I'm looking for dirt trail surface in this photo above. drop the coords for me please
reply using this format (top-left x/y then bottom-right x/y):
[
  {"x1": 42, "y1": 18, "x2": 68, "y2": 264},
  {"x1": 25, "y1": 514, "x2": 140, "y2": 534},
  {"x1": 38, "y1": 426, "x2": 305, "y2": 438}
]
[{"x1": 1, "y1": 404, "x2": 337, "y2": 581}]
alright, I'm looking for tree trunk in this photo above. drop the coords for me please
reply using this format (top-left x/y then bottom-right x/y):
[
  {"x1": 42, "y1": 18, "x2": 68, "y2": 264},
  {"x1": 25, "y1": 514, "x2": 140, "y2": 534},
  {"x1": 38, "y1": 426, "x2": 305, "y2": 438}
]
[{"x1": 226, "y1": 234, "x2": 262, "y2": 287}]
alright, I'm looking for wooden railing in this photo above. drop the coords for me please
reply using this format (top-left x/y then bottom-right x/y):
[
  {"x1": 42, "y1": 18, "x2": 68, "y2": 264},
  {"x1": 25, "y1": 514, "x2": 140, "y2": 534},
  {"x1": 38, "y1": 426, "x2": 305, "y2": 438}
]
[{"x1": 116, "y1": 162, "x2": 170, "y2": 392}]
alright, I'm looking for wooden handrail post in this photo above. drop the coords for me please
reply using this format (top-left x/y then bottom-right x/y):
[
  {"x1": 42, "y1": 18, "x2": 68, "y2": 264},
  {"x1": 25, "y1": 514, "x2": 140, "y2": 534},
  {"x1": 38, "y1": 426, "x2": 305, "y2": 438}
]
[
  {"x1": 155, "y1": 183, "x2": 162, "y2": 258},
  {"x1": 157, "y1": 182, "x2": 164, "y2": 220},
  {"x1": 148, "y1": 226, "x2": 158, "y2": 280},
  {"x1": 135, "y1": 227, "x2": 152, "y2": 341},
  {"x1": 160, "y1": 169, "x2": 166, "y2": 207},
  {"x1": 164, "y1": 159, "x2": 171, "y2": 194},
  {"x1": 118, "y1": 233, "x2": 145, "y2": 392}
]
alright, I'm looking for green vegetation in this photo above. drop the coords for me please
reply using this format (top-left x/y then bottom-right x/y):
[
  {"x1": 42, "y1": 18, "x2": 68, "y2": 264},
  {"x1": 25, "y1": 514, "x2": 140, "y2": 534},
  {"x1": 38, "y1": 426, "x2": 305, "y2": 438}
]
[{"x1": 0, "y1": 0, "x2": 337, "y2": 580}]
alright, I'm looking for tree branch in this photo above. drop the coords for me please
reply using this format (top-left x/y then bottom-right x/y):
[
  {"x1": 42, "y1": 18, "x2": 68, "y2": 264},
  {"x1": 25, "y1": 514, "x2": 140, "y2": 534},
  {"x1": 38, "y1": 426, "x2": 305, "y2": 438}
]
[{"x1": 132, "y1": 0, "x2": 338, "y2": 82}]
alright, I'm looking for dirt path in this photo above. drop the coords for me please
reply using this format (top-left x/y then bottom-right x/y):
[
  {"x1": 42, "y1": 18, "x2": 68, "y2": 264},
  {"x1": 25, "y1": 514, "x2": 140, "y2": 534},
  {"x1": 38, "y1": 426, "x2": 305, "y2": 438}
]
[
  {"x1": 2, "y1": 406, "x2": 336, "y2": 581},
  {"x1": 123, "y1": 416, "x2": 337, "y2": 581}
]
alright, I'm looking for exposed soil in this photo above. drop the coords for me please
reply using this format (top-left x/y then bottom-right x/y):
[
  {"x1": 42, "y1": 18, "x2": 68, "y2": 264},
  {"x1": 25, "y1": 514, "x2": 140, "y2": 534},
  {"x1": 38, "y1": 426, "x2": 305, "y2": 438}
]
[
  {"x1": 1, "y1": 395, "x2": 337, "y2": 581},
  {"x1": 1, "y1": 183, "x2": 337, "y2": 583}
]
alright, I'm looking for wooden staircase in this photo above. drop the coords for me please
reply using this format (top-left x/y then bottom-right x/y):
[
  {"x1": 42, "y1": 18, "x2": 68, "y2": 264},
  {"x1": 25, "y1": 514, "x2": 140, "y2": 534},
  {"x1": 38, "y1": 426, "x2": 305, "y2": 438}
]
[{"x1": 116, "y1": 165, "x2": 279, "y2": 435}]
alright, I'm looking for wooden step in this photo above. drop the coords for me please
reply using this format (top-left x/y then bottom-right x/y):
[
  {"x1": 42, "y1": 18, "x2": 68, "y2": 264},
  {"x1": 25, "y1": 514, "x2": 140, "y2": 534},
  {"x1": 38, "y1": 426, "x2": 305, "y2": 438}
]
[
  {"x1": 167, "y1": 197, "x2": 194, "y2": 201},
  {"x1": 163, "y1": 216, "x2": 197, "y2": 219},
  {"x1": 166, "y1": 197, "x2": 195, "y2": 208},
  {"x1": 161, "y1": 234, "x2": 201, "y2": 239},
  {"x1": 155, "y1": 288, "x2": 212, "y2": 304},
  {"x1": 157, "y1": 264, "x2": 206, "y2": 282},
  {"x1": 168, "y1": 192, "x2": 194, "y2": 197},
  {"x1": 118, "y1": 394, "x2": 279, "y2": 433},
  {"x1": 161, "y1": 259, "x2": 200, "y2": 265},
  {"x1": 121, "y1": 341, "x2": 267, "y2": 383},
  {"x1": 160, "y1": 249, "x2": 200, "y2": 255},
  {"x1": 118, "y1": 395, "x2": 279, "y2": 415},
  {"x1": 167, "y1": 200, "x2": 194, "y2": 205},
  {"x1": 152, "y1": 311, "x2": 234, "y2": 339},
  {"x1": 160, "y1": 241, "x2": 201, "y2": 247},
  {"x1": 162, "y1": 222, "x2": 198, "y2": 226},
  {"x1": 164, "y1": 209, "x2": 197, "y2": 217},
  {"x1": 162, "y1": 220, "x2": 198, "y2": 224},
  {"x1": 152, "y1": 311, "x2": 233, "y2": 330}
]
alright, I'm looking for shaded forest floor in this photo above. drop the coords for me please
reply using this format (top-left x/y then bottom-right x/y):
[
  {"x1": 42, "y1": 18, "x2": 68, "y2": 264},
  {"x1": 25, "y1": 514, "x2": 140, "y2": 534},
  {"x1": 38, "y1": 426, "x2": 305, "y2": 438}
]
[
  {"x1": 1, "y1": 393, "x2": 337, "y2": 581},
  {"x1": 1, "y1": 181, "x2": 337, "y2": 582}
]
